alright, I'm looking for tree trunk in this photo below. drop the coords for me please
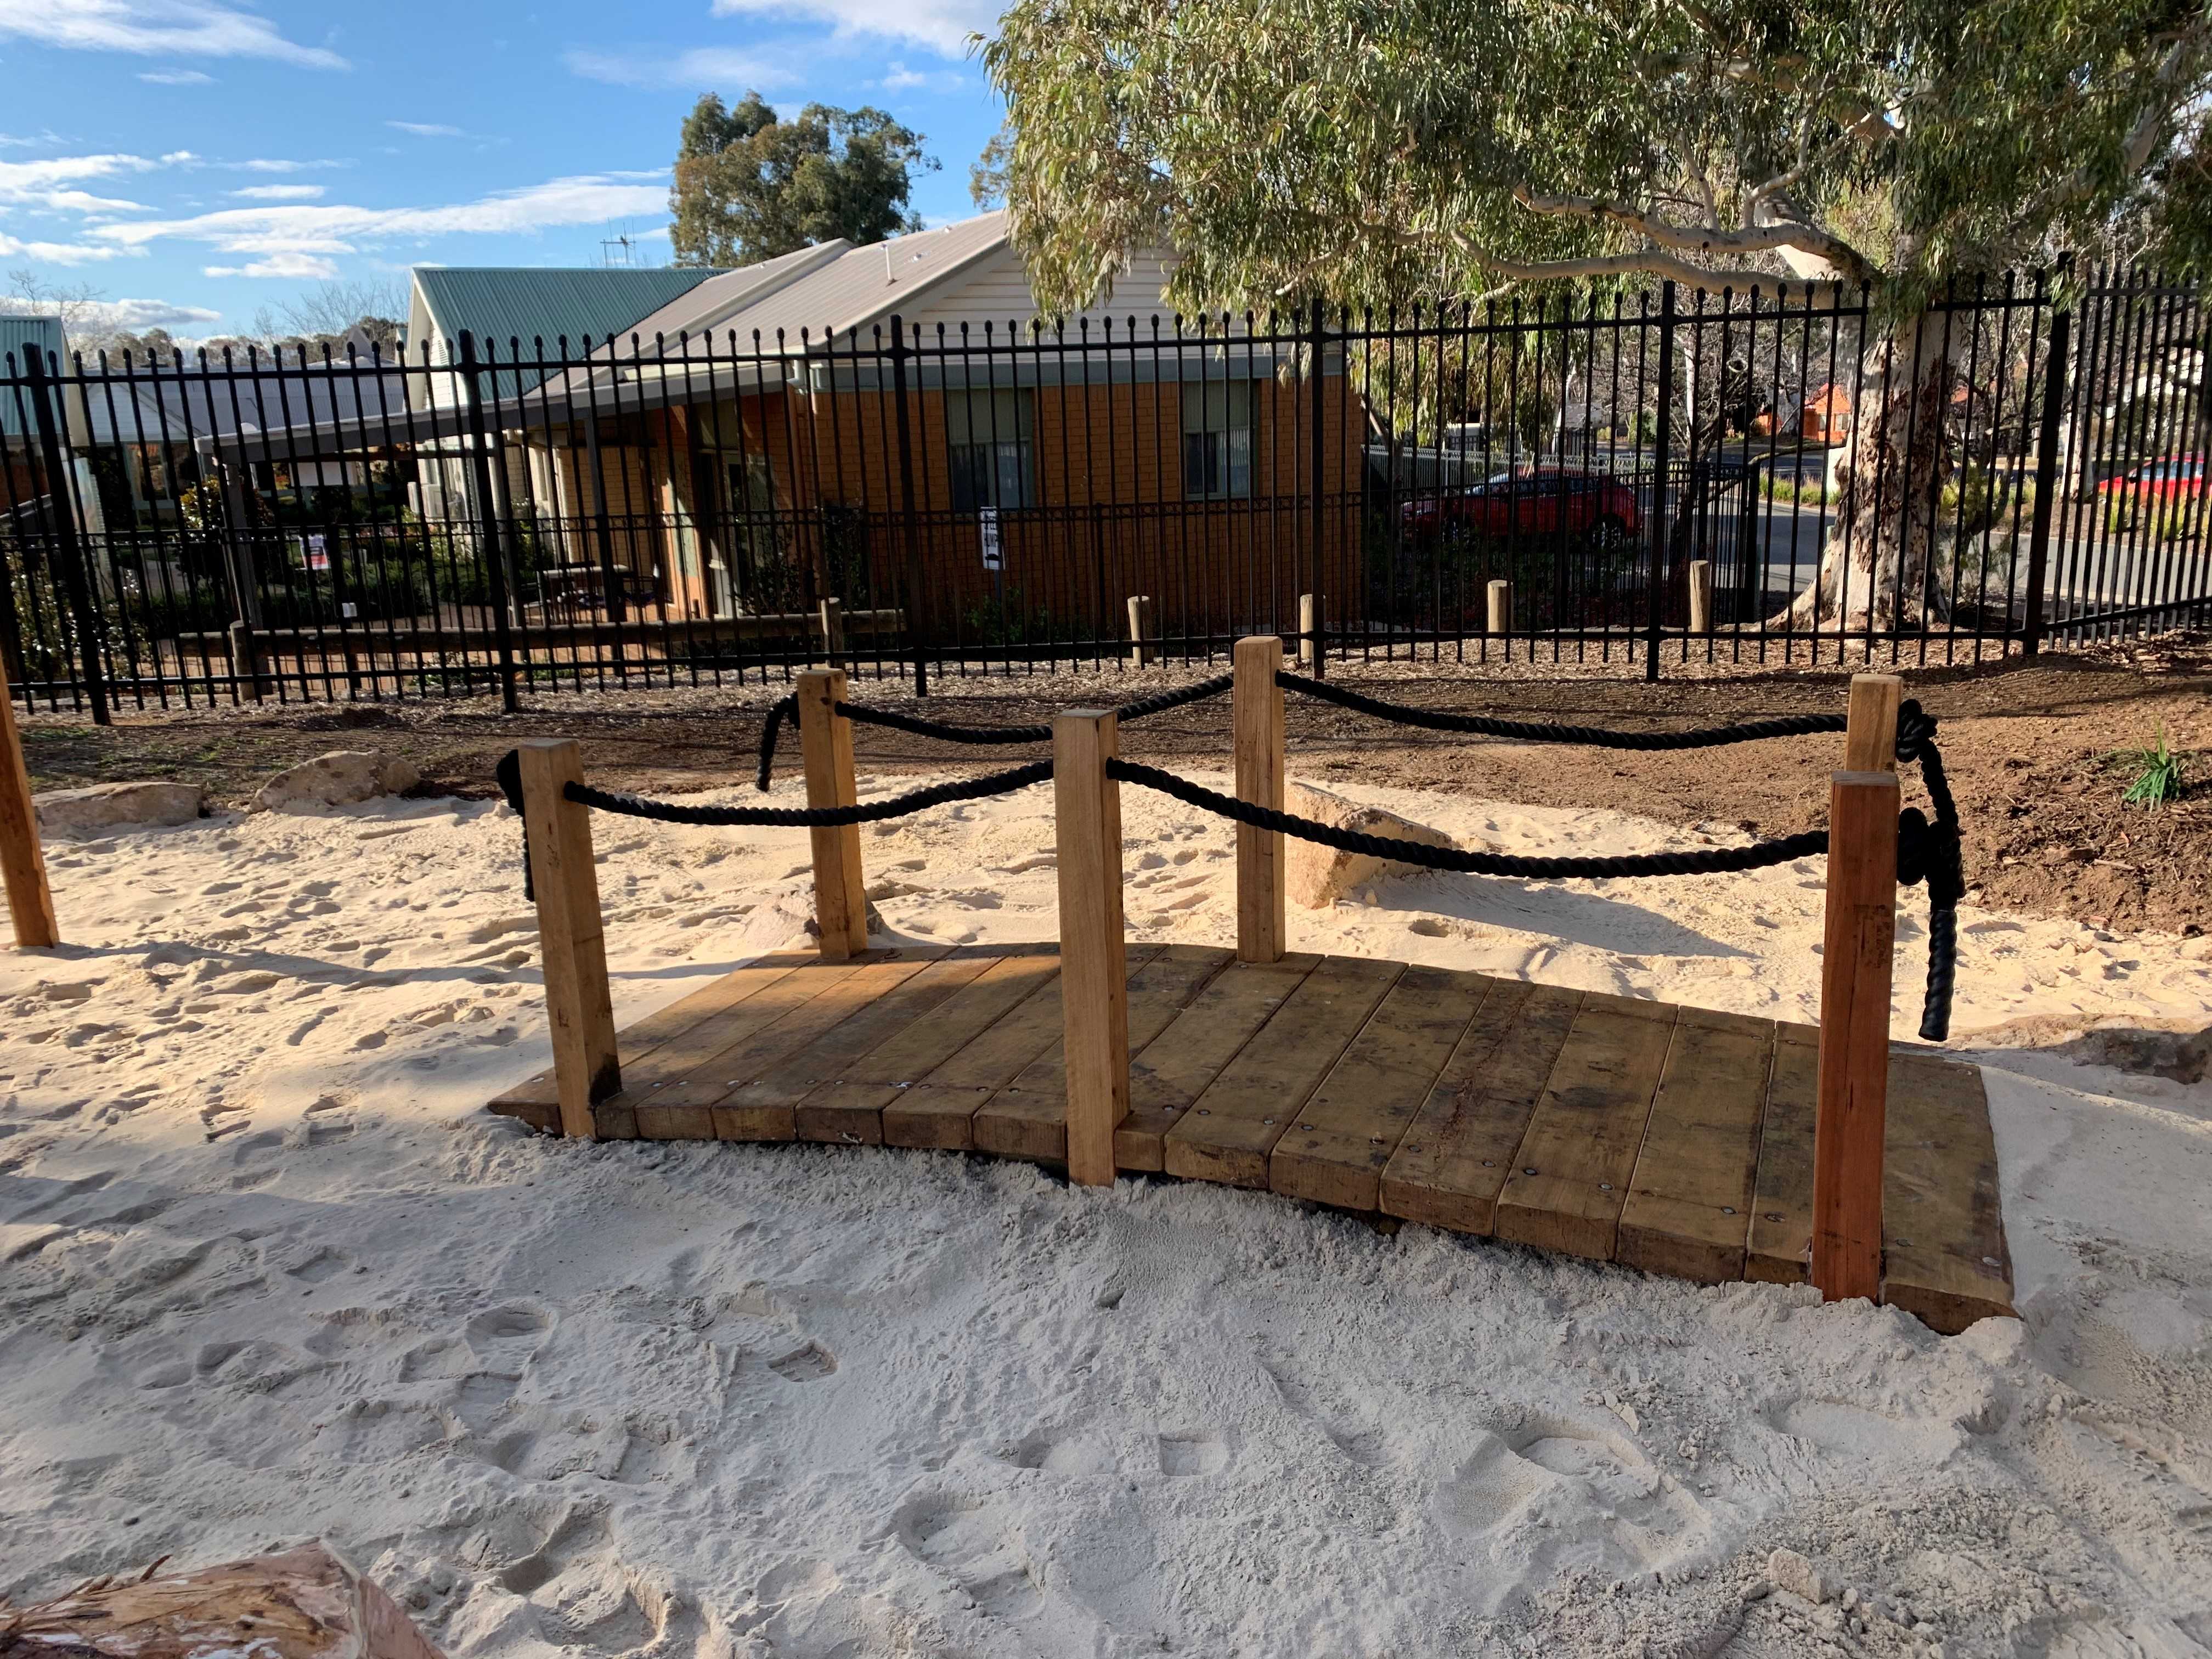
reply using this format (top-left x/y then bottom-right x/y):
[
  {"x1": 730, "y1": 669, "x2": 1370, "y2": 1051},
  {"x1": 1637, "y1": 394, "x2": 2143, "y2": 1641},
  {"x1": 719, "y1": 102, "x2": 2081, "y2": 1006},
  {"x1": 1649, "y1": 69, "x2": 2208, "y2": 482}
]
[{"x1": 1774, "y1": 312, "x2": 1954, "y2": 632}]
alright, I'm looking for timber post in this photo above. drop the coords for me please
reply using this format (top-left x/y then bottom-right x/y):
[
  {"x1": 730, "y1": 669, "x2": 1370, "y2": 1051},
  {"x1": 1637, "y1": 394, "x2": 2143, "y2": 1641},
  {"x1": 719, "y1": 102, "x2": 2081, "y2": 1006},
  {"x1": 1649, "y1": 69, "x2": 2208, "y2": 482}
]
[
  {"x1": 1233, "y1": 633, "x2": 1286, "y2": 962},
  {"x1": 817, "y1": 597, "x2": 847, "y2": 669},
  {"x1": 1125, "y1": 595, "x2": 1156, "y2": 668},
  {"x1": 1812, "y1": 673, "x2": 1901, "y2": 1302},
  {"x1": 796, "y1": 668, "x2": 868, "y2": 958},
  {"x1": 0, "y1": 653, "x2": 58, "y2": 949},
  {"x1": 516, "y1": 739, "x2": 619, "y2": 1138},
  {"x1": 1056, "y1": 708, "x2": 1128, "y2": 1187},
  {"x1": 1486, "y1": 579, "x2": 1511, "y2": 637},
  {"x1": 1297, "y1": 592, "x2": 1319, "y2": 670},
  {"x1": 1688, "y1": 559, "x2": 1713, "y2": 635}
]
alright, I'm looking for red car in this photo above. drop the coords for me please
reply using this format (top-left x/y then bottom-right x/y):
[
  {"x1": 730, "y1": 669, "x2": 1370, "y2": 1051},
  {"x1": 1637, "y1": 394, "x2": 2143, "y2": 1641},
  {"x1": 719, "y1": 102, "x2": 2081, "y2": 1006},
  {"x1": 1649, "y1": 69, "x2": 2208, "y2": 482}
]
[
  {"x1": 2098, "y1": 455, "x2": 2205, "y2": 503},
  {"x1": 1401, "y1": 466, "x2": 1644, "y2": 553}
]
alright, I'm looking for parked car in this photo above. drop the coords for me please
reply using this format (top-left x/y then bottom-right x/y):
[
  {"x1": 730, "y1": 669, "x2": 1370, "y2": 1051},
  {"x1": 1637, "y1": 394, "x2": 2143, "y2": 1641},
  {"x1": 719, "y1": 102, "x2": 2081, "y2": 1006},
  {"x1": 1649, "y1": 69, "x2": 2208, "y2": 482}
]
[
  {"x1": 1400, "y1": 466, "x2": 1644, "y2": 552},
  {"x1": 2098, "y1": 456, "x2": 2205, "y2": 504}
]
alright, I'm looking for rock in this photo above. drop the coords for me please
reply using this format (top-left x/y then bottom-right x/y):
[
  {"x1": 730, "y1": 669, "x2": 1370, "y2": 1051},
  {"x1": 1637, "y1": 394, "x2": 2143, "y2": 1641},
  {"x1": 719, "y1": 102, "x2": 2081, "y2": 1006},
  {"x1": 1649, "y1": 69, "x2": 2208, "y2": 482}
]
[
  {"x1": 2068, "y1": 1024, "x2": 2211, "y2": 1085},
  {"x1": 1283, "y1": 781, "x2": 1460, "y2": 909},
  {"x1": 33, "y1": 780, "x2": 205, "y2": 839},
  {"x1": 254, "y1": 750, "x2": 421, "y2": 814},
  {"x1": 1768, "y1": 1548, "x2": 1837, "y2": 1605}
]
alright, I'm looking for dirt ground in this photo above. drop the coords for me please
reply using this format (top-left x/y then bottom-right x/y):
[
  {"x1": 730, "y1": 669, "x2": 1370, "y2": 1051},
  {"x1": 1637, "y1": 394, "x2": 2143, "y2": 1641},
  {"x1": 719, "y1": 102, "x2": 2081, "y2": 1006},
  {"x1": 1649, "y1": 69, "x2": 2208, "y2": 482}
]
[{"x1": 15, "y1": 633, "x2": 2212, "y2": 937}]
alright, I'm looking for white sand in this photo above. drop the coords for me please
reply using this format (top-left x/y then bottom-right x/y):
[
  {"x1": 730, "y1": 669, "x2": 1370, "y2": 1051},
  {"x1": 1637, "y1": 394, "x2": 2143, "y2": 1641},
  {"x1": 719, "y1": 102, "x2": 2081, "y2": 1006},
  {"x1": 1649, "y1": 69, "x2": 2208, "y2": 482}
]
[{"x1": 3, "y1": 772, "x2": 2210, "y2": 1658}]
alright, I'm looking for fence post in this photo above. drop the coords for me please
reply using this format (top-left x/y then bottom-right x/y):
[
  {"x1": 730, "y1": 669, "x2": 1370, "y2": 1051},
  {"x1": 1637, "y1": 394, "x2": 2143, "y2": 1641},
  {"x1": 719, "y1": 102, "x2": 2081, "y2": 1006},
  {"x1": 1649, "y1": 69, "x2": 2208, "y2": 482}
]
[
  {"x1": 1125, "y1": 595, "x2": 1156, "y2": 667},
  {"x1": 1486, "y1": 578, "x2": 1511, "y2": 637},
  {"x1": 1307, "y1": 298, "x2": 1329, "y2": 681},
  {"x1": 795, "y1": 668, "x2": 870, "y2": 958},
  {"x1": 1645, "y1": 281, "x2": 1677, "y2": 684},
  {"x1": 817, "y1": 597, "x2": 847, "y2": 668},
  {"x1": 1688, "y1": 559, "x2": 1713, "y2": 636},
  {"x1": 2022, "y1": 290, "x2": 2072, "y2": 657},
  {"x1": 1297, "y1": 592, "x2": 1319, "y2": 669},
  {"x1": 888, "y1": 317, "x2": 930, "y2": 697},
  {"x1": 0, "y1": 652, "x2": 58, "y2": 949},
  {"x1": 1813, "y1": 673, "x2": 1900, "y2": 1303},
  {"x1": 1056, "y1": 708, "x2": 1127, "y2": 1187},
  {"x1": 1234, "y1": 633, "x2": 1286, "y2": 963},
  {"x1": 516, "y1": 738, "x2": 619, "y2": 1138},
  {"x1": 20, "y1": 346, "x2": 109, "y2": 726},
  {"x1": 456, "y1": 332, "x2": 522, "y2": 715}
]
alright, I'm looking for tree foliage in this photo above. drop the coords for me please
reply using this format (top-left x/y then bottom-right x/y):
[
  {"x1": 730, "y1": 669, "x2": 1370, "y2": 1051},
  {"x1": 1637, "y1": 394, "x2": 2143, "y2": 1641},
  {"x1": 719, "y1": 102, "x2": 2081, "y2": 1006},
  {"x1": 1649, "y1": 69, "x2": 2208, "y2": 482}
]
[
  {"x1": 983, "y1": 0, "x2": 2212, "y2": 314},
  {"x1": 670, "y1": 92, "x2": 936, "y2": 267}
]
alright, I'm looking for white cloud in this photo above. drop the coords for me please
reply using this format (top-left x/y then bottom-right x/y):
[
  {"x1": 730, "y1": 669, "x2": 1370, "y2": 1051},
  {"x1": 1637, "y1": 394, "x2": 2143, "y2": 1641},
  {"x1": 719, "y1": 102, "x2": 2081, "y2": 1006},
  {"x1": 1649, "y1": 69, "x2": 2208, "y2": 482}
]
[
  {"x1": 138, "y1": 66, "x2": 213, "y2": 82},
  {"x1": 228, "y1": 157, "x2": 348, "y2": 174},
  {"x1": 0, "y1": 1, "x2": 345, "y2": 69},
  {"x1": 89, "y1": 174, "x2": 675, "y2": 260},
  {"x1": 878, "y1": 60, "x2": 967, "y2": 92},
  {"x1": 204, "y1": 251, "x2": 338, "y2": 279},
  {"x1": 2, "y1": 294, "x2": 225, "y2": 332},
  {"x1": 1, "y1": 130, "x2": 70, "y2": 149},
  {"x1": 0, "y1": 232, "x2": 127, "y2": 264},
  {"x1": 708, "y1": 0, "x2": 1000, "y2": 55},
  {"x1": 563, "y1": 45, "x2": 797, "y2": 89},
  {"x1": 227, "y1": 183, "x2": 323, "y2": 200},
  {"x1": 387, "y1": 121, "x2": 466, "y2": 139},
  {"x1": 0, "y1": 152, "x2": 166, "y2": 212}
]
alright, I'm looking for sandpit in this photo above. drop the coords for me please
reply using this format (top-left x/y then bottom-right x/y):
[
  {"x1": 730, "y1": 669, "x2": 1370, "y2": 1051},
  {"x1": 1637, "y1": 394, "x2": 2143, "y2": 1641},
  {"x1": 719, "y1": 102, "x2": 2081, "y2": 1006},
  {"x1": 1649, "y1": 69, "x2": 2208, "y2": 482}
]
[{"x1": 2, "y1": 773, "x2": 2209, "y2": 1657}]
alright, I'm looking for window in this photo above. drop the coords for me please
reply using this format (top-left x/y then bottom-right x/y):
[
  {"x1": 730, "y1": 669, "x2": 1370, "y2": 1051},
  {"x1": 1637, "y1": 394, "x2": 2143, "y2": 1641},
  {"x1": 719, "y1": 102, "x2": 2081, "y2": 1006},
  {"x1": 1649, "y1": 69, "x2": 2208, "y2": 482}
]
[
  {"x1": 1183, "y1": 380, "x2": 1255, "y2": 499},
  {"x1": 947, "y1": 389, "x2": 1034, "y2": 512}
]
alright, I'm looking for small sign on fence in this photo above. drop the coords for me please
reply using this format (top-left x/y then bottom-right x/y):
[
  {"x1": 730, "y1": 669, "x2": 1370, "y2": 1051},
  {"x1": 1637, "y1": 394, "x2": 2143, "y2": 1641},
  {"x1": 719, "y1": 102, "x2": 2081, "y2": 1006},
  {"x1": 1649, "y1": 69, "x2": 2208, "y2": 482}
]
[{"x1": 978, "y1": 506, "x2": 1002, "y2": 572}]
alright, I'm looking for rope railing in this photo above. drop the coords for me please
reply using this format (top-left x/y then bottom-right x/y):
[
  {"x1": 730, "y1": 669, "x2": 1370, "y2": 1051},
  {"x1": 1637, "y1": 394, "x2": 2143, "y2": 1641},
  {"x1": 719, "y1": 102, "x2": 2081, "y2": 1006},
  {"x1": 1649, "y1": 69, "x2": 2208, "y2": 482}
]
[{"x1": 752, "y1": 673, "x2": 1235, "y2": 787}]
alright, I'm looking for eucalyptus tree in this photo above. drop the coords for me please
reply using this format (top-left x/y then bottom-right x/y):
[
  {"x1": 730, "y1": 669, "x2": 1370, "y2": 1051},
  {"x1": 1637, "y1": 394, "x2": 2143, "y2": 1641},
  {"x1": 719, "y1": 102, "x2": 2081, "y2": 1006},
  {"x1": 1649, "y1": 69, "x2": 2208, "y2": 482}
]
[{"x1": 984, "y1": 0, "x2": 2212, "y2": 627}]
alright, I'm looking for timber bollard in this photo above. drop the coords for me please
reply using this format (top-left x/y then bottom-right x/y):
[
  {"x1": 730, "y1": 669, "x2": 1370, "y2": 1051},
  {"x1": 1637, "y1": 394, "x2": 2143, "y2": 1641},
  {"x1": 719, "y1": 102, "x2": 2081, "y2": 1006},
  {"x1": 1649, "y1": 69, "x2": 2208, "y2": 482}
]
[
  {"x1": 1233, "y1": 634, "x2": 1286, "y2": 962},
  {"x1": 817, "y1": 597, "x2": 847, "y2": 668},
  {"x1": 1487, "y1": 579, "x2": 1511, "y2": 637},
  {"x1": 1125, "y1": 595, "x2": 1158, "y2": 668},
  {"x1": 1056, "y1": 708, "x2": 1128, "y2": 1187},
  {"x1": 796, "y1": 668, "x2": 868, "y2": 958},
  {"x1": 517, "y1": 738, "x2": 620, "y2": 1138},
  {"x1": 1812, "y1": 673, "x2": 1901, "y2": 1302},
  {"x1": 1688, "y1": 560, "x2": 1713, "y2": 635},
  {"x1": 0, "y1": 654, "x2": 58, "y2": 949}
]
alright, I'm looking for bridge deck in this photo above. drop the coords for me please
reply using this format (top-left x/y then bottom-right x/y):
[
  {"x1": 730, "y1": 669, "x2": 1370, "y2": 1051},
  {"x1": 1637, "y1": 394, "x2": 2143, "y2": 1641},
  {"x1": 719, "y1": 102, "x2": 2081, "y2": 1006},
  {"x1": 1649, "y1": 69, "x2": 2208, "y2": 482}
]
[{"x1": 488, "y1": 943, "x2": 2014, "y2": 1333}]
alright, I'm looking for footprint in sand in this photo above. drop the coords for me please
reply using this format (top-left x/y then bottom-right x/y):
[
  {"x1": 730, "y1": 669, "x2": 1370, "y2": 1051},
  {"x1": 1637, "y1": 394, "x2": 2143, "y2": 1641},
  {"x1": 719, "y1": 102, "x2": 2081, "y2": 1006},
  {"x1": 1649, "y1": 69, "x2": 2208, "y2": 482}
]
[
  {"x1": 895, "y1": 1493, "x2": 1045, "y2": 1622},
  {"x1": 768, "y1": 1341, "x2": 837, "y2": 1383}
]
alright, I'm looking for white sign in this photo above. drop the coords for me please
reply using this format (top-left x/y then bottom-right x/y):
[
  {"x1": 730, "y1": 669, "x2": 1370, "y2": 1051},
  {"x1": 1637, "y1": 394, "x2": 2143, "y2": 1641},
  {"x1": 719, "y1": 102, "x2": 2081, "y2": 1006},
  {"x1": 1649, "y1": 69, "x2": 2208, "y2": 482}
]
[{"x1": 978, "y1": 506, "x2": 1002, "y2": 571}]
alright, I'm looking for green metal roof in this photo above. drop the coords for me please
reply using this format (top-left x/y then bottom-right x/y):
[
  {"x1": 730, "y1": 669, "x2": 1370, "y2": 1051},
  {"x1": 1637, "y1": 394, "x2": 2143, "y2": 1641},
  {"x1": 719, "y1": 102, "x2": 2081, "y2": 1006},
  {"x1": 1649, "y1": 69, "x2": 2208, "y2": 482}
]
[
  {"x1": 413, "y1": 266, "x2": 725, "y2": 363},
  {"x1": 2, "y1": 316, "x2": 66, "y2": 439}
]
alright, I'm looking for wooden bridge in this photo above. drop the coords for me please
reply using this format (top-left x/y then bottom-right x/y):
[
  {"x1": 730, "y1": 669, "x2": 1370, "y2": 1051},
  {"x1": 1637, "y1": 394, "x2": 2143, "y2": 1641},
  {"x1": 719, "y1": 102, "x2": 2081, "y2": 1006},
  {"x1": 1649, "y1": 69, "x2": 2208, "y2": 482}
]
[{"x1": 482, "y1": 640, "x2": 2015, "y2": 1332}]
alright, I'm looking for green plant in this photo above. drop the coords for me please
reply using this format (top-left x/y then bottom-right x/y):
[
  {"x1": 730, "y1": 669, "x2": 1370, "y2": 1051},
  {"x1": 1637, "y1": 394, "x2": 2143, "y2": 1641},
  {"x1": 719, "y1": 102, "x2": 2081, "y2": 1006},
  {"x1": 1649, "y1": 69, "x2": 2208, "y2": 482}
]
[{"x1": 2111, "y1": 727, "x2": 2187, "y2": 809}]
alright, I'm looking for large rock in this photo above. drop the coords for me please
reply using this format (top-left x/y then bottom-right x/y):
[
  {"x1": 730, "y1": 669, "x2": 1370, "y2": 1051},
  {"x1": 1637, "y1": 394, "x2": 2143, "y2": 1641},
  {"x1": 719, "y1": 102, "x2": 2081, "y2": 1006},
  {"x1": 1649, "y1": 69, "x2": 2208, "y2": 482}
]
[
  {"x1": 34, "y1": 780, "x2": 204, "y2": 839},
  {"x1": 1283, "y1": 780, "x2": 1458, "y2": 908},
  {"x1": 255, "y1": 749, "x2": 421, "y2": 815}
]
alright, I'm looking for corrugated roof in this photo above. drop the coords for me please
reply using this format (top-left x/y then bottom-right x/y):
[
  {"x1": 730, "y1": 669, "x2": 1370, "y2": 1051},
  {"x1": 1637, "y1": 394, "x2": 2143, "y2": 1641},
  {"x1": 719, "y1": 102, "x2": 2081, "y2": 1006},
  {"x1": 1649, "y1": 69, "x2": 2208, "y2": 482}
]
[
  {"x1": 2, "y1": 315, "x2": 67, "y2": 440},
  {"x1": 413, "y1": 266, "x2": 725, "y2": 360}
]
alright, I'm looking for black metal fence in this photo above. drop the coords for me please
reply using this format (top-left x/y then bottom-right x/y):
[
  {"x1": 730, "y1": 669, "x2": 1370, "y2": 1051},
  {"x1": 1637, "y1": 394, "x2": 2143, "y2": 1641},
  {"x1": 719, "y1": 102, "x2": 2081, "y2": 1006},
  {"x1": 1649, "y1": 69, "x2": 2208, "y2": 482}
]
[{"x1": 4, "y1": 267, "x2": 2208, "y2": 719}]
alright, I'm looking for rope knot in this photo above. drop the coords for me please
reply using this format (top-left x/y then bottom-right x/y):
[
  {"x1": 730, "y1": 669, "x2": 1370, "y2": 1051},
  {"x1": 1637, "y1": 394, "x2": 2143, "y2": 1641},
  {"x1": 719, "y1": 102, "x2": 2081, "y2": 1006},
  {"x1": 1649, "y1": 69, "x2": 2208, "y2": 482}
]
[{"x1": 1895, "y1": 698, "x2": 1939, "y2": 764}]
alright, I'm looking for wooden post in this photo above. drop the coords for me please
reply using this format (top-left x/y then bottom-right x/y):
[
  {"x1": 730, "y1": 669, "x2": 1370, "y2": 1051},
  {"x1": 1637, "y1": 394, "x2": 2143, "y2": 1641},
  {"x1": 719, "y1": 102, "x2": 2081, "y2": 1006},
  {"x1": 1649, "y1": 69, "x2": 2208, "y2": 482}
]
[
  {"x1": 1688, "y1": 560, "x2": 1713, "y2": 635},
  {"x1": 1811, "y1": 673, "x2": 1903, "y2": 1303},
  {"x1": 1233, "y1": 634, "x2": 1286, "y2": 963},
  {"x1": 795, "y1": 668, "x2": 868, "y2": 959},
  {"x1": 817, "y1": 597, "x2": 847, "y2": 668},
  {"x1": 0, "y1": 654, "x2": 59, "y2": 949},
  {"x1": 1125, "y1": 594, "x2": 1156, "y2": 667},
  {"x1": 1056, "y1": 708, "x2": 1127, "y2": 1187},
  {"x1": 517, "y1": 739, "x2": 619, "y2": 1139},
  {"x1": 1486, "y1": 579, "x2": 1511, "y2": 636},
  {"x1": 1297, "y1": 591, "x2": 1323, "y2": 675}
]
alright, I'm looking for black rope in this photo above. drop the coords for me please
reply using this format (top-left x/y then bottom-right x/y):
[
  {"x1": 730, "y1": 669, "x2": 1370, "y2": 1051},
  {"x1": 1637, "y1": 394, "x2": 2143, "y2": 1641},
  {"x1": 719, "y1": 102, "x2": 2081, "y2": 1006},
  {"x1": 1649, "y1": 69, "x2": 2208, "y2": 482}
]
[
  {"x1": 1274, "y1": 670, "x2": 1851, "y2": 750},
  {"x1": 1893, "y1": 704, "x2": 1963, "y2": 1041},
  {"x1": 493, "y1": 748, "x2": 533, "y2": 903},
  {"x1": 753, "y1": 673, "x2": 1236, "y2": 786},
  {"x1": 568, "y1": 761, "x2": 1052, "y2": 828},
  {"x1": 1104, "y1": 758, "x2": 1832, "y2": 880}
]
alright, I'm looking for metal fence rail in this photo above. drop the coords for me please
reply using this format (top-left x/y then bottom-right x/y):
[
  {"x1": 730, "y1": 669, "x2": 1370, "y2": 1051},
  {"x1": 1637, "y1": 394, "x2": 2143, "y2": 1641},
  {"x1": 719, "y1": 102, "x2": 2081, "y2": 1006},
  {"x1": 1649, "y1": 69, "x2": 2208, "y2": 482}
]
[{"x1": 4, "y1": 267, "x2": 2208, "y2": 719}]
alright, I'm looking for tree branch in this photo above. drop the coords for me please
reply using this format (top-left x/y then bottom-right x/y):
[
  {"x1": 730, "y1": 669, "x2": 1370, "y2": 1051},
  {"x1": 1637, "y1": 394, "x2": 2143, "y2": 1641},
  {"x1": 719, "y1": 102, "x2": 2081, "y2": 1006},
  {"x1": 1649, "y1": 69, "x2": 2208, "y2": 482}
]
[{"x1": 1514, "y1": 190, "x2": 1874, "y2": 282}]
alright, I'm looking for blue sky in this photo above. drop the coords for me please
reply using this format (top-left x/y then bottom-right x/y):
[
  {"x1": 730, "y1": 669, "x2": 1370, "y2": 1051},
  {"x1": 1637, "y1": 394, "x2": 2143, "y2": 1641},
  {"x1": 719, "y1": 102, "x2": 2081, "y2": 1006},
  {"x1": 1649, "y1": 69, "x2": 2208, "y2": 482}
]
[{"x1": 0, "y1": 0, "x2": 1005, "y2": 338}]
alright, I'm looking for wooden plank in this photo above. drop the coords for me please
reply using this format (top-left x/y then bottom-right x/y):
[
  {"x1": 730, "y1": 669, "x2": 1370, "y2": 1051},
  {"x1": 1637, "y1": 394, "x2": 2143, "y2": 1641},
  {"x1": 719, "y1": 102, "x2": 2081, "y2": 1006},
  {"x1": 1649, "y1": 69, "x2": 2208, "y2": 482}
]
[
  {"x1": 1380, "y1": 981, "x2": 1584, "y2": 1234},
  {"x1": 976, "y1": 945, "x2": 1231, "y2": 1165},
  {"x1": 1056, "y1": 708, "x2": 1128, "y2": 1186},
  {"x1": 1115, "y1": 955, "x2": 1321, "y2": 1171},
  {"x1": 1747, "y1": 1025, "x2": 1820, "y2": 1283},
  {"x1": 1268, "y1": 963, "x2": 1488, "y2": 1210},
  {"x1": 0, "y1": 651, "x2": 58, "y2": 950},
  {"x1": 487, "y1": 952, "x2": 815, "y2": 1113},
  {"x1": 1881, "y1": 1056, "x2": 2016, "y2": 1333},
  {"x1": 1492, "y1": 1001, "x2": 1679, "y2": 1260},
  {"x1": 695, "y1": 947, "x2": 991, "y2": 1143},
  {"x1": 1233, "y1": 634, "x2": 1285, "y2": 963},
  {"x1": 517, "y1": 740, "x2": 619, "y2": 1139},
  {"x1": 1615, "y1": 1009, "x2": 1775, "y2": 1283},
  {"x1": 1845, "y1": 672, "x2": 1903, "y2": 771},
  {"x1": 1812, "y1": 767, "x2": 1900, "y2": 1300},
  {"x1": 1163, "y1": 954, "x2": 1403, "y2": 1189}
]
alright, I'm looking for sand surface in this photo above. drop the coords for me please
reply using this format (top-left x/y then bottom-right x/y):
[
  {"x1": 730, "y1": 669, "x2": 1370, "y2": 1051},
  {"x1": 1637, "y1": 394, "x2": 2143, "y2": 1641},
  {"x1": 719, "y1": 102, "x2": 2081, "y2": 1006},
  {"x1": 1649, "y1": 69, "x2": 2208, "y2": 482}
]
[{"x1": 3, "y1": 773, "x2": 2210, "y2": 1657}]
